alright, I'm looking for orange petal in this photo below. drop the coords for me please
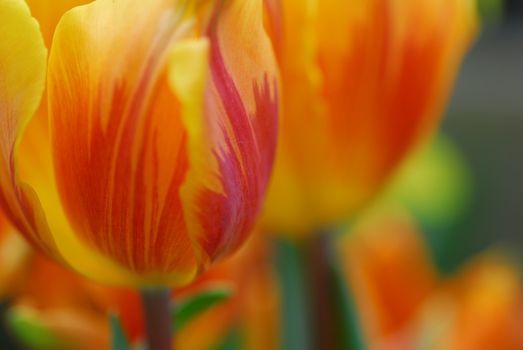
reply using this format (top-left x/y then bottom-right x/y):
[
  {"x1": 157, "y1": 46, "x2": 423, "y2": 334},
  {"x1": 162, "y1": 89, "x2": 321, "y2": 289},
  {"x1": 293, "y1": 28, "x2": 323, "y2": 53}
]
[
  {"x1": 48, "y1": 0, "x2": 199, "y2": 280},
  {"x1": 445, "y1": 255, "x2": 523, "y2": 350},
  {"x1": 341, "y1": 210, "x2": 438, "y2": 345}
]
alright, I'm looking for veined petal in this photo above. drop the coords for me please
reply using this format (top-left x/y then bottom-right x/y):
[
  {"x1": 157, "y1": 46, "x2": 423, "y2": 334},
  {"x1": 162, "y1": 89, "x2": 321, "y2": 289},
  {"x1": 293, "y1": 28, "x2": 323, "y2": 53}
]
[
  {"x1": 180, "y1": 0, "x2": 279, "y2": 265},
  {"x1": 48, "y1": 0, "x2": 200, "y2": 283},
  {"x1": 0, "y1": 0, "x2": 150, "y2": 287}
]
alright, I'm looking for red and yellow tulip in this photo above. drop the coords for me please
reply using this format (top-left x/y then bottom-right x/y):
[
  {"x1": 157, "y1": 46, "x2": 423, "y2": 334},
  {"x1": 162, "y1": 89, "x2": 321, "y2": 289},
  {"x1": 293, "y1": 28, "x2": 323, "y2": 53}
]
[
  {"x1": 263, "y1": 0, "x2": 478, "y2": 234},
  {"x1": 0, "y1": 0, "x2": 279, "y2": 286}
]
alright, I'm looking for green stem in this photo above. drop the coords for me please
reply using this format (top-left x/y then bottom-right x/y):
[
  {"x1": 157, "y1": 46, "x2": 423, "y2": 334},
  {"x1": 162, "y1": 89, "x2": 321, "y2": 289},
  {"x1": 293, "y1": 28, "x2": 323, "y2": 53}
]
[
  {"x1": 303, "y1": 230, "x2": 367, "y2": 350},
  {"x1": 303, "y1": 232, "x2": 336, "y2": 349},
  {"x1": 274, "y1": 238, "x2": 313, "y2": 350},
  {"x1": 140, "y1": 288, "x2": 173, "y2": 350}
]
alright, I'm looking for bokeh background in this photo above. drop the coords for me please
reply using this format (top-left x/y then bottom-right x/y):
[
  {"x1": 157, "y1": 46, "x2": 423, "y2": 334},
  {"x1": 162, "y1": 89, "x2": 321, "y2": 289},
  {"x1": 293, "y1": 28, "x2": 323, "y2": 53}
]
[{"x1": 438, "y1": 0, "x2": 523, "y2": 273}]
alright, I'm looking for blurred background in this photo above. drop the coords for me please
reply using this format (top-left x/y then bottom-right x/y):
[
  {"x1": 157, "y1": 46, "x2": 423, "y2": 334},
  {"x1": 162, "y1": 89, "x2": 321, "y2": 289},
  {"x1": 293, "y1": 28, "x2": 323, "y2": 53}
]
[{"x1": 438, "y1": 0, "x2": 523, "y2": 272}]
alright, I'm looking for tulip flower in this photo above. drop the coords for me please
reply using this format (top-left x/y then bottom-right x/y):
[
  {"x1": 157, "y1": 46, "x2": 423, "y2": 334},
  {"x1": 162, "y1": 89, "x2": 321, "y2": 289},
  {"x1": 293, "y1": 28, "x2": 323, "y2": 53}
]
[
  {"x1": 341, "y1": 210, "x2": 438, "y2": 347},
  {"x1": 263, "y1": 0, "x2": 478, "y2": 234},
  {"x1": 433, "y1": 255, "x2": 523, "y2": 350},
  {"x1": 397, "y1": 254, "x2": 523, "y2": 350},
  {"x1": 0, "y1": 0, "x2": 279, "y2": 287},
  {"x1": 339, "y1": 211, "x2": 523, "y2": 350}
]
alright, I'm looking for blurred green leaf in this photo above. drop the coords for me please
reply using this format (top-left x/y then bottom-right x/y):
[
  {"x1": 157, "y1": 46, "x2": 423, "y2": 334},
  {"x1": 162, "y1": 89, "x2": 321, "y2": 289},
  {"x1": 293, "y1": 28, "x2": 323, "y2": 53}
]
[
  {"x1": 216, "y1": 326, "x2": 244, "y2": 350},
  {"x1": 173, "y1": 284, "x2": 233, "y2": 331},
  {"x1": 388, "y1": 135, "x2": 473, "y2": 230},
  {"x1": 362, "y1": 134, "x2": 475, "y2": 273},
  {"x1": 110, "y1": 313, "x2": 131, "y2": 350},
  {"x1": 6, "y1": 308, "x2": 62, "y2": 349},
  {"x1": 478, "y1": 0, "x2": 504, "y2": 24}
]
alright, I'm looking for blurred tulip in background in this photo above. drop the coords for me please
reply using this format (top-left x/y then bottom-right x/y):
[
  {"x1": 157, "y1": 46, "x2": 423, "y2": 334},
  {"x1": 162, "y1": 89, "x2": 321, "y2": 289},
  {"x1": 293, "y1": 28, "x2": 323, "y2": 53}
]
[
  {"x1": 341, "y1": 211, "x2": 523, "y2": 350},
  {"x1": 263, "y1": 0, "x2": 478, "y2": 235}
]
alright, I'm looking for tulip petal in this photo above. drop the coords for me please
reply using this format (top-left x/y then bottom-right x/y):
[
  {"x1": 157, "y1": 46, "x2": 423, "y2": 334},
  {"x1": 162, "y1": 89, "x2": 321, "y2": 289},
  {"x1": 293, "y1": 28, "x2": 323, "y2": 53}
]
[
  {"x1": 315, "y1": 0, "x2": 478, "y2": 214},
  {"x1": 317, "y1": 0, "x2": 478, "y2": 174},
  {"x1": 49, "y1": 0, "x2": 202, "y2": 282},
  {"x1": 0, "y1": 0, "x2": 55, "y2": 255},
  {"x1": 180, "y1": 0, "x2": 279, "y2": 264}
]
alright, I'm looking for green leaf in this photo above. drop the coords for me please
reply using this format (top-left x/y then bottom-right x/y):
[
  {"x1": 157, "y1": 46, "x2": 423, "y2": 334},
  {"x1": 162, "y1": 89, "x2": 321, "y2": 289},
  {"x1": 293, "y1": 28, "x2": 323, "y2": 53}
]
[
  {"x1": 173, "y1": 284, "x2": 233, "y2": 331},
  {"x1": 386, "y1": 135, "x2": 473, "y2": 231},
  {"x1": 109, "y1": 313, "x2": 131, "y2": 350},
  {"x1": 216, "y1": 326, "x2": 244, "y2": 350},
  {"x1": 6, "y1": 307, "x2": 62, "y2": 349},
  {"x1": 478, "y1": 0, "x2": 504, "y2": 24}
]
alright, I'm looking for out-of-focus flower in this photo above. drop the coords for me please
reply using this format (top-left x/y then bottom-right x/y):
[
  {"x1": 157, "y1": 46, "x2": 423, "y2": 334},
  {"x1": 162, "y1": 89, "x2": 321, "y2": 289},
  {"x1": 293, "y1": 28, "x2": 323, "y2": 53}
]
[
  {"x1": 341, "y1": 210, "x2": 439, "y2": 347},
  {"x1": 415, "y1": 254, "x2": 523, "y2": 350},
  {"x1": 7, "y1": 234, "x2": 279, "y2": 350},
  {"x1": 263, "y1": 0, "x2": 478, "y2": 234},
  {"x1": 0, "y1": 0, "x2": 279, "y2": 286},
  {"x1": 340, "y1": 212, "x2": 523, "y2": 350},
  {"x1": 8, "y1": 255, "x2": 115, "y2": 350}
]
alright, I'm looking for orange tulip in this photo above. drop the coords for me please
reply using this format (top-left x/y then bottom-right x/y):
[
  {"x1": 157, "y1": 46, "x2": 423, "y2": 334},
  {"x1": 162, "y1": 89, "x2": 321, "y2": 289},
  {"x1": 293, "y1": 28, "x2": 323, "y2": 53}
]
[
  {"x1": 340, "y1": 210, "x2": 523, "y2": 350},
  {"x1": 0, "y1": 0, "x2": 279, "y2": 286},
  {"x1": 341, "y1": 209, "x2": 438, "y2": 348},
  {"x1": 263, "y1": 0, "x2": 478, "y2": 234},
  {"x1": 417, "y1": 255, "x2": 523, "y2": 350}
]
